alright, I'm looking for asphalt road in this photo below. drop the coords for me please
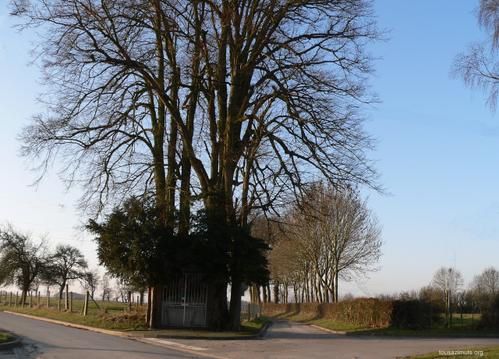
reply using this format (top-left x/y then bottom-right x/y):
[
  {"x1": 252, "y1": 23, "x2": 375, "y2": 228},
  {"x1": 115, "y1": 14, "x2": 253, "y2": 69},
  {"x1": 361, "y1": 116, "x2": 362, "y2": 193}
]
[
  {"x1": 166, "y1": 320, "x2": 499, "y2": 359},
  {"x1": 2, "y1": 313, "x2": 499, "y2": 359},
  {"x1": 0, "y1": 312, "x2": 202, "y2": 359}
]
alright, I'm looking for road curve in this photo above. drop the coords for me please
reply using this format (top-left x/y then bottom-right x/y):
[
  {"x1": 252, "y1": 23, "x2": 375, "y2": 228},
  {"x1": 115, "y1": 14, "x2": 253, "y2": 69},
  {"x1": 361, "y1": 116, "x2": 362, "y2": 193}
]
[
  {"x1": 0, "y1": 312, "x2": 202, "y2": 358},
  {"x1": 164, "y1": 320, "x2": 499, "y2": 359}
]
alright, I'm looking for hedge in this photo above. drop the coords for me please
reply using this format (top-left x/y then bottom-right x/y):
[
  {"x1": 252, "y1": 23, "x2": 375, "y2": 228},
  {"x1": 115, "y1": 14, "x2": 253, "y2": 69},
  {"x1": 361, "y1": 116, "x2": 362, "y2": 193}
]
[{"x1": 262, "y1": 298, "x2": 436, "y2": 329}]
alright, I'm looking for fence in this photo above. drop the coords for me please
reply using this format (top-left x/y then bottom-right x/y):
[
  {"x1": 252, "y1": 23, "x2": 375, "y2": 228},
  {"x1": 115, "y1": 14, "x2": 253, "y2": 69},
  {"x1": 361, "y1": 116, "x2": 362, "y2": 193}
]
[{"x1": 240, "y1": 302, "x2": 261, "y2": 321}]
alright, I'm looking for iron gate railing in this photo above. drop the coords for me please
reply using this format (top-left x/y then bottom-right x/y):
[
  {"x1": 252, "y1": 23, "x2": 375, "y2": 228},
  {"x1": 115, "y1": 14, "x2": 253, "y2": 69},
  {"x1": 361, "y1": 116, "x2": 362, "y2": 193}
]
[{"x1": 161, "y1": 273, "x2": 208, "y2": 327}]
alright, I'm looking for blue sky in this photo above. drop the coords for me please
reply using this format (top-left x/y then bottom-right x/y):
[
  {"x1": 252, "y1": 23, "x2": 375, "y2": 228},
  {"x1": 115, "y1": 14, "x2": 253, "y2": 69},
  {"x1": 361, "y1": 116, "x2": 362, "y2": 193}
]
[{"x1": 0, "y1": 1, "x2": 498, "y2": 296}]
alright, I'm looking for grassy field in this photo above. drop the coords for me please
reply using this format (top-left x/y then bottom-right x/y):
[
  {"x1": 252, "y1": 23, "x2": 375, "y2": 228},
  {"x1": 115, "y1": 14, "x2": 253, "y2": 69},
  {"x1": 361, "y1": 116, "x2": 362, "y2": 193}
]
[
  {"x1": 409, "y1": 346, "x2": 499, "y2": 358},
  {"x1": 0, "y1": 297, "x2": 150, "y2": 331},
  {"x1": 275, "y1": 312, "x2": 499, "y2": 337}
]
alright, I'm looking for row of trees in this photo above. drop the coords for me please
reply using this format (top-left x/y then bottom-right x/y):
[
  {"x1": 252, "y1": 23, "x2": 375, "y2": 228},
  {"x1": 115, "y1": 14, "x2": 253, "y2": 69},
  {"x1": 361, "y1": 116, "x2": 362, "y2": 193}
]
[
  {"x1": 0, "y1": 225, "x2": 97, "y2": 304},
  {"x1": 405, "y1": 266, "x2": 499, "y2": 328},
  {"x1": 263, "y1": 183, "x2": 382, "y2": 304},
  {"x1": 11, "y1": 0, "x2": 381, "y2": 329}
]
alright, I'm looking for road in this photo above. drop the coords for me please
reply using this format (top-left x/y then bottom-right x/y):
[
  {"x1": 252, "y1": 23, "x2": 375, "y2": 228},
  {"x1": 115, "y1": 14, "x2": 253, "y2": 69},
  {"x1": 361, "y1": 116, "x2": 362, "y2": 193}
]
[
  {"x1": 0, "y1": 312, "x2": 202, "y2": 358},
  {"x1": 1, "y1": 313, "x2": 499, "y2": 358},
  {"x1": 167, "y1": 320, "x2": 499, "y2": 359}
]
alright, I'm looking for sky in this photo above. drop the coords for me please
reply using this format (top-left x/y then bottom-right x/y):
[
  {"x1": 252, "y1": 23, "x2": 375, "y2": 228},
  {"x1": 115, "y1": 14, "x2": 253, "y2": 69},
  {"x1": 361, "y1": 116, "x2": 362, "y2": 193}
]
[{"x1": 0, "y1": 1, "x2": 498, "y2": 297}]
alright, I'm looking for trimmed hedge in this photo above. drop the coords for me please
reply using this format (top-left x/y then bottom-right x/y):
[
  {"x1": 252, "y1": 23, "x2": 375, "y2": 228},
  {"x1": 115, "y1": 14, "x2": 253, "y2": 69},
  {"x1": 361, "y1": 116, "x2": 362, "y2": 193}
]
[{"x1": 262, "y1": 298, "x2": 436, "y2": 329}]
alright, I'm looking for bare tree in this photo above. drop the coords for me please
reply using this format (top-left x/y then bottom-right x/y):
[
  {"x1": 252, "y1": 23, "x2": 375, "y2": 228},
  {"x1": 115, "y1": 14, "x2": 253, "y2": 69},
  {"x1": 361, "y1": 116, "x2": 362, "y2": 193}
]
[
  {"x1": 0, "y1": 225, "x2": 48, "y2": 305},
  {"x1": 269, "y1": 183, "x2": 382, "y2": 303},
  {"x1": 101, "y1": 273, "x2": 112, "y2": 302},
  {"x1": 83, "y1": 268, "x2": 100, "y2": 299},
  {"x1": 432, "y1": 267, "x2": 464, "y2": 327},
  {"x1": 453, "y1": 0, "x2": 499, "y2": 109},
  {"x1": 42, "y1": 245, "x2": 88, "y2": 300},
  {"x1": 12, "y1": 0, "x2": 380, "y2": 329},
  {"x1": 470, "y1": 266, "x2": 499, "y2": 312},
  {"x1": 474, "y1": 266, "x2": 499, "y2": 295}
]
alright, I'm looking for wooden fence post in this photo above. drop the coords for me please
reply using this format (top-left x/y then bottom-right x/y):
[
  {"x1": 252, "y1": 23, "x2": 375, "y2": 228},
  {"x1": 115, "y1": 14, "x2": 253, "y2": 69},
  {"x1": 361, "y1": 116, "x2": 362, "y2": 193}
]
[
  {"x1": 70, "y1": 292, "x2": 73, "y2": 313},
  {"x1": 83, "y1": 291, "x2": 89, "y2": 317},
  {"x1": 128, "y1": 291, "x2": 132, "y2": 312},
  {"x1": 9, "y1": 292, "x2": 12, "y2": 307},
  {"x1": 15, "y1": 292, "x2": 18, "y2": 308},
  {"x1": 65, "y1": 284, "x2": 69, "y2": 311},
  {"x1": 29, "y1": 291, "x2": 32, "y2": 308}
]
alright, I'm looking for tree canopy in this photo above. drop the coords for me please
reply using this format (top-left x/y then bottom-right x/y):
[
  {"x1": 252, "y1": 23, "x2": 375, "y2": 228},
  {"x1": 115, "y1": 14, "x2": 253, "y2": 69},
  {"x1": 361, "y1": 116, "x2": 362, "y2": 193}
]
[{"x1": 12, "y1": 0, "x2": 380, "y2": 329}]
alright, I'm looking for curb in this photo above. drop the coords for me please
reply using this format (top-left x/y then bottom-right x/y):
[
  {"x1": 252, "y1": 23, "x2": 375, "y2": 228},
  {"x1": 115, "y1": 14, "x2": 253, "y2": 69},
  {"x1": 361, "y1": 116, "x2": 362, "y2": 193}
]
[
  {"x1": 134, "y1": 320, "x2": 272, "y2": 340},
  {"x1": 0, "y1": 334, "x2": 22, "y2": 351},
  {"x1": 309, "y1": 324, "x2": 347, "y2": 335},
  {"x1": 258, "y1": 320, "x2": 272, "y2": 338}
]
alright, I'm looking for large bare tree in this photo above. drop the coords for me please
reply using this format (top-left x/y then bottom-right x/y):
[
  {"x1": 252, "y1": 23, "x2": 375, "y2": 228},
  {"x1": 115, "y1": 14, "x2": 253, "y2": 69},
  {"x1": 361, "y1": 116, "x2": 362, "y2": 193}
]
[
  {"x1": 12, "y1": 0, "x2": 380, "y2": 329},
  {"x1": 269, "y1": 183, "x2": 382, "y2": 303},
  {"x1": 454, "y1": 0, "x2": 499, "y2": 109},
  {"x1": 432, "y1": 267, "x2": 464, "y2": 328}
]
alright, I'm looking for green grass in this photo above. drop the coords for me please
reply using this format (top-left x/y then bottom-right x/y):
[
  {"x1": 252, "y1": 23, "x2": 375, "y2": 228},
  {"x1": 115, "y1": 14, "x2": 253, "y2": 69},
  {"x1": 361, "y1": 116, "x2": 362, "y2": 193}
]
[
  {"x1": 409, "y1": 346, "x2": 499, "y2": 358},
  {"x1": 0, "y1": 332, "x2": 12, "y2": 344},
  {"x1": 126, "y1": 316, "x2": 270, "y2": 339},
  {"x1": 0, "y1": 298, "x2": 148, "y2": 331},
  {"x1": 273, "y1": 311, "x2": 369, "y2": 332}
]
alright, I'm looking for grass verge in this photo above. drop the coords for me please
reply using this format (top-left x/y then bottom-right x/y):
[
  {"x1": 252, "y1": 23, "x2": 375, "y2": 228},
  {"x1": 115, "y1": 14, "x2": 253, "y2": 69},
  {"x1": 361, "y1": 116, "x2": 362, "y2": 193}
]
[
  {"x1": 273, "y1": 312, "x2": 499, "y2": 337},
  {"x1": 127, "y1": 316, "x2": 270, "y2": 339},
  {"x1": 1, "y1": 302, "x2": 150, "y2": 331},
  {"x1": 408, "y1": 346, "x2": 499, "y2": 358},
  {"x1": 0, "y1": 302, "x2": 270, "y2": 338},
  {"x1": 0, "y1": 332, "x2": 12, "y2": 344}
]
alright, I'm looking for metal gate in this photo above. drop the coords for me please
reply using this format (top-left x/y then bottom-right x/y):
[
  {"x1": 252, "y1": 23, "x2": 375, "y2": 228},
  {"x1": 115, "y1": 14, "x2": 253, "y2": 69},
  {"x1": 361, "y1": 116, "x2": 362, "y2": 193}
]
[{"x1": 161, "y1": 273, "x2": 208, "y2": 328}]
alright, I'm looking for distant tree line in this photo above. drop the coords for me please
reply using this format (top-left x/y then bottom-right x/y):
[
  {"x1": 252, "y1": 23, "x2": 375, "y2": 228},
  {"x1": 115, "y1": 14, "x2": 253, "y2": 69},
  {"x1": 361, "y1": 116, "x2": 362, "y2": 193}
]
[
  {"x1": 399, "y1": 266, "x2": 499, "y2": 329},
  {"x1": 0, "y1": 225, "x2": 108, "y2": 304}
]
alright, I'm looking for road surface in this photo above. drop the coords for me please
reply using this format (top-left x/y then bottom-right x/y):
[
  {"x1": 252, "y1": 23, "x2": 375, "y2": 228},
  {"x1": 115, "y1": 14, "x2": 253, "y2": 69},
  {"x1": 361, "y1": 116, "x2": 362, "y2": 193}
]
[
  {"x1": 167, "y1": 320, "x2": 499, "y2": 358},
  {"x1": 0, "y1": 312, "x2": 203, "y2": 358},
  {"x1": 2, "y1": 313, "x2": 499, "y2": 358}
]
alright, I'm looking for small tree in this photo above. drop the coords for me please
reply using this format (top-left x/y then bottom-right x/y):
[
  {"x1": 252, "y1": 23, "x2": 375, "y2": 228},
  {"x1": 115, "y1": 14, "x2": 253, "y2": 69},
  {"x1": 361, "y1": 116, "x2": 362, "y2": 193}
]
[
  {"x1": 83, "y1": 268, "x2": 100, "y2": 299},
  {"x1": 432, "y1": 267, "x2": 464, "y2": 327},
  {"x1": 0, "y1": 226, "x2": 48, "y2": 304},
  {"x1": 470, "y1": 266, "x2": 499, "y2": 313},
  {"x1": 101, "y1": 274, "x2": 112, "y2": 302},
  {"x1": 42, "y1": 244, "x2": 88, "y2": 300}
]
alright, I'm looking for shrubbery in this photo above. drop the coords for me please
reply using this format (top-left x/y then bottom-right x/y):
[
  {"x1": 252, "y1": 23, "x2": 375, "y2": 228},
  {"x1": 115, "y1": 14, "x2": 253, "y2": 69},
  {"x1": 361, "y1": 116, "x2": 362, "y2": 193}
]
[
  {"x1": 391, "y1": 300, "x2": 440, "y2": 329},
  {"x1": 262, "y1": 298, "x2": 437, "y2": 329},
  {"x1": 479, "y1": 294, "x2": 499, "y2": 329}
]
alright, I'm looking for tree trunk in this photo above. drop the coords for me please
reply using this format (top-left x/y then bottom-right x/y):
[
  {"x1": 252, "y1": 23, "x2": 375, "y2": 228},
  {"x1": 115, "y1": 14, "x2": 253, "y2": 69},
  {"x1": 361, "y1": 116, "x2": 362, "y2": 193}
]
[
  {"x1": 335, "y1": 270, "x2": 339, "y2": 303},
  {"x1": 148, "y1": 286, "x2": 163, "y2": 328},
  {"x1": 58, "y1": 282, "x2": 66, "y2": 301},
  {"x1": 228, "y1": 278, "x2": 242, "y2": 330},
  {"x1": 206, "y1": 280, "x2": 229, "y2": 330},
  {"x1": 274, "y1": 283, "x2": 279, "y2": 304}
]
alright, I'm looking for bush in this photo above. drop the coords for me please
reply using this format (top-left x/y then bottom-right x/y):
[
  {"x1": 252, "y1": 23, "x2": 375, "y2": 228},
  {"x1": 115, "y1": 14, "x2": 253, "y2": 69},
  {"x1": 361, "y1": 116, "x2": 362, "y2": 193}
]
[
  {"x1": 479, "y1": 294, "x2": 499, "y2": 329},
  {"x1": 391, "y1": 300, "x2": 438, "y2": 329}
]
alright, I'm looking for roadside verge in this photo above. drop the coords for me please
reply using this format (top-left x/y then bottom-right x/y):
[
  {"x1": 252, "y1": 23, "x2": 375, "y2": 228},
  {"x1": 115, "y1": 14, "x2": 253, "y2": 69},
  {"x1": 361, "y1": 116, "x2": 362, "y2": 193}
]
[{"x1": 0, "y1": 332, "x2": 22, "y2": 351}]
